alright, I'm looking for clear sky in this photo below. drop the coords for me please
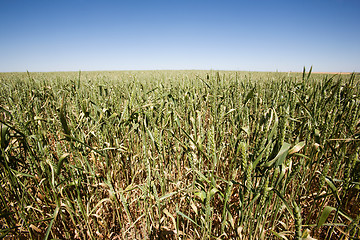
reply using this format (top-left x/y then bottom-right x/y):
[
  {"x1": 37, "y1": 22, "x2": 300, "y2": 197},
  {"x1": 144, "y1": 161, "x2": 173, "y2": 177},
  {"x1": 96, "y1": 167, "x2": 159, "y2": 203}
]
[{"x1": 1, "y1": 0, "x2": 359, "y2": 72}]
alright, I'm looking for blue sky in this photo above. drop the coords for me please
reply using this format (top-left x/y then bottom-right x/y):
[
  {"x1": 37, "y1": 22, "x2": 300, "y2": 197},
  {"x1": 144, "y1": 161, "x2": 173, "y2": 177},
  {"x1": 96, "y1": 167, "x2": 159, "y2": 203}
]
[{"x1": 1, "y1": 0, "x2": 359, "y2": 72}]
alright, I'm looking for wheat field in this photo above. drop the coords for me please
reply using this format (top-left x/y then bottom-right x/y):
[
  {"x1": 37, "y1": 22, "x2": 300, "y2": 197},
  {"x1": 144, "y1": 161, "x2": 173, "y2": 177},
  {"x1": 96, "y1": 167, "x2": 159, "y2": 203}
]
[{"x1": 0, "y1": 69, "x2": 359, "y2": 239}]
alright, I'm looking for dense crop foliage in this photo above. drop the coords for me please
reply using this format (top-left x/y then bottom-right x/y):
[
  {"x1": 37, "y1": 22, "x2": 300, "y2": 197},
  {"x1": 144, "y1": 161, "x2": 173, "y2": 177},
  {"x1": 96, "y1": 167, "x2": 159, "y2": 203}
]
[{"x1": 0, "y1": 70, "x2": 359, "y2": 239}]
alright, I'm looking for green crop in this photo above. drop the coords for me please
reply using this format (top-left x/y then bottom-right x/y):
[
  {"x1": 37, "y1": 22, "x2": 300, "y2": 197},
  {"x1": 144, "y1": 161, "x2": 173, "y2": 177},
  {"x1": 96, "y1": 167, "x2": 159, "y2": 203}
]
[{"x1": 0, "y1": 70, "x2": 359, "y2": 239}]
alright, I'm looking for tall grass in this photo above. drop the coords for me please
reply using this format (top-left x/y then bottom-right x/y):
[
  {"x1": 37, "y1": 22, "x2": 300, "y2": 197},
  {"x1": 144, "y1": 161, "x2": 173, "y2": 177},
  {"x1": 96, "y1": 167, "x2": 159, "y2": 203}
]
[{"x1": 0, "y1": 70, "x2": 359, "y2": 239}]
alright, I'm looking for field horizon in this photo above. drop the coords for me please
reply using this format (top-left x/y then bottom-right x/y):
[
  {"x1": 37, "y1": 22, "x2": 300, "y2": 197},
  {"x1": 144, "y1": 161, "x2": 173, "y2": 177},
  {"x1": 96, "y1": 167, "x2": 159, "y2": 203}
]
[{"x1": 1, "y1": 69, "x2": 358, "y2": 74}]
